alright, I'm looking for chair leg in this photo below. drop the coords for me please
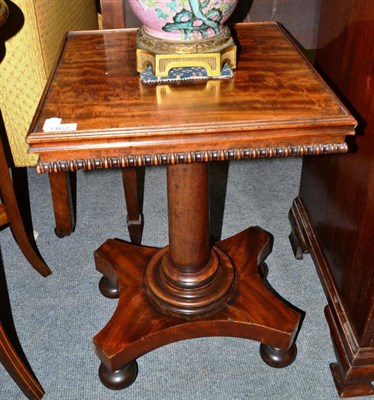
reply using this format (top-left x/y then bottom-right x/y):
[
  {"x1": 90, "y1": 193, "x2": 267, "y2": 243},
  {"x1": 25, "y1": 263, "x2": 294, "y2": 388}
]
[
  {"x1": 0, "y1": 147, "x2": 51, "y2": 277},
  {"x1": 48, "y1": 171, "x2": 76, "y2": 238},
  {"x1": 121, "y1": 167, "x2": 144, "y2": 245},
  {"x1": 0, "y1": 322, "x2": 45, "y2": 400}
]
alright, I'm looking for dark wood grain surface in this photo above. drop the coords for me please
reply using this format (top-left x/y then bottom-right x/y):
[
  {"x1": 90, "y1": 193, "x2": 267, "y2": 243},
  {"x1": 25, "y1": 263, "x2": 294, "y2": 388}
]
[
  {"x1": 289, "y1": 0, "x2": 374, "y2": 396},
  {"x1": 308, "y1": 0, "x2": 374, "y2": 341},
  {"x1": 27, "y1": 22, "x2": 355, "y2": 168}
]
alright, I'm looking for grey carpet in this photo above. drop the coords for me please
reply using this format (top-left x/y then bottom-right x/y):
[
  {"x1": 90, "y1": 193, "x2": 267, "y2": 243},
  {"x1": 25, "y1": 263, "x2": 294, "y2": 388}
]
[{"x1": 1, "y1": 158, "x2": 372, "y2": 400}]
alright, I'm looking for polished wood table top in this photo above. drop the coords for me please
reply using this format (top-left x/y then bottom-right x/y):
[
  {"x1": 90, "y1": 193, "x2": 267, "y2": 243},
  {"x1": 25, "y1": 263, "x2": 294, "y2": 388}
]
[
  {"x1": 27, "y1": 22, "x2": 355, "y2": 170},
  {"x1": 27, "y1": 22, "x2": 356, "y2": 391}
]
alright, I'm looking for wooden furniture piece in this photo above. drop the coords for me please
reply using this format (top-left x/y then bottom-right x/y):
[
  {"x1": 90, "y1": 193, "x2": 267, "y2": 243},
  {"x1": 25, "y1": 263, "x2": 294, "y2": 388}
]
[
  {"x1": 27, "y1": 22, "x2": 355, "y2": 390},
  {"x1": 0, "y1": 81, "x2": 48, "y2": 400},
  {"x1": 0, "y1": 321, "x2": 44, "y2": 400},
  {"x1": 288, "y1": 0, "x2": 374, "y2": 397},
  {"x1": 48, "y1": 0, "x2": 143, "y2": 243},
  {"x1": 0, "y1": 0, "x2": 99, "y2": 242},
  {"x1": 0, "y1": 6, "x2": 50, "y2": 279},
  {"x1": 99, "y1": 0, "x2": 126, "y2": 28},
  {"x1": 0, "y1": 131, "x2": 48, "y2": 399},
  {"x1": 99, "y1": 0, "x2": 144, "y2": 245},
  {"x1": 0, "y1": 2, "x2": 47, "y2": 398},
  {"x1": 0, "y1": 132, "x2": 51, "y2": 277}
]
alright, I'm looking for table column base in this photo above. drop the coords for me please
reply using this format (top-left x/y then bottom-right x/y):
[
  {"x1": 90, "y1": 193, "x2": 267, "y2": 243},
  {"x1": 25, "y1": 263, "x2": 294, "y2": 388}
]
[{"x1": 93, "y1": 227, "x2": 301, "y2": 390}]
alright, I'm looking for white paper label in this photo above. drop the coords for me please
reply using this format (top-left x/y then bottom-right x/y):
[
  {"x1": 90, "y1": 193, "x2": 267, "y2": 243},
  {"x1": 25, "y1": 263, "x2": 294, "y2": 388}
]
[{"x1": 43, "y1": 118, "x2": 77, "y2": 132}]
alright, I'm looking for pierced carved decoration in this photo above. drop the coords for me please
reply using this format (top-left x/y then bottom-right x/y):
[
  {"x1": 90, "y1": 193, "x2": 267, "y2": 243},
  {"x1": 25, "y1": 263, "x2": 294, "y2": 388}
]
[{"x1": 36, "y1": 143, "x2": 349, "y2": 173}]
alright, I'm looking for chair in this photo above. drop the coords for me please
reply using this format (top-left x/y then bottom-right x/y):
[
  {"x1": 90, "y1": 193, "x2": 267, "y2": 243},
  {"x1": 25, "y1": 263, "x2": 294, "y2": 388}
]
[
  {"x1": 0, "y1": 2, "x2": 51, "y2": 279},
  {"x1": 0, "y1": 0, "x2": 126, "y2": 241},
  {"x1": 0, "y1": 130, "x2": 51, "y2": 277},
  {"x1": 0, "y1": 320, "x2": 45, "y2": 400},
  {"x1": 0, "y1": 89, "x2": 49, "y2": 400},
  {"x1": 0, "y1": 2, "x2": 49, "y2": 397},
  {"x1": 0, "y1": 214, "x2": 46, "y2": 400},
  {"x1": 0, "y1": 0, "x2": 96, "y2": 237},
  {"x1": 0, "y1": 84, "x2": 48, "y2": 400}
]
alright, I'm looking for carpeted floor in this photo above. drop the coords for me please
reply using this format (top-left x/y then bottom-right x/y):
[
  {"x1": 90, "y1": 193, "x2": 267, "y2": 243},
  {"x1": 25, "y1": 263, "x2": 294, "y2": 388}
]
[{"x1": 1, "y1": 158, "x2": 373, "y2": 399}]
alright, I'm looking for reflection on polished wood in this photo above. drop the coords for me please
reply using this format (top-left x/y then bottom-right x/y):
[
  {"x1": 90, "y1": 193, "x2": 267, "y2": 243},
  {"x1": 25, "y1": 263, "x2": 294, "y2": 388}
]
[
  {"x1": 27, "y1": 23, "x2": 355, "y2": 164},
  {"x1": 27, "y1": 22, "x2": 356, "y2": 390}
]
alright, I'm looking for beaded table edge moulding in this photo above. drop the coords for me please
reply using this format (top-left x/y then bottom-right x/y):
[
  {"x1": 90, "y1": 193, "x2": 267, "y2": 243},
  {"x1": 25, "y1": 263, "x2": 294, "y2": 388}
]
[
  {"x1": 34, "y1": 143, "x2": 349, "y2": 173},
  {"x1": 131, "y1": 0, "x2": 238, "y2": 81}
]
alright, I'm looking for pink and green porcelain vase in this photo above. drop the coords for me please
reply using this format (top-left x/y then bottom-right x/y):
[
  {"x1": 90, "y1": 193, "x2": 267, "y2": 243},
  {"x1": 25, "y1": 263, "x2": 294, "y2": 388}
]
[{"x1": 128, "y1": 0, "x2": 239, "y2": 42}]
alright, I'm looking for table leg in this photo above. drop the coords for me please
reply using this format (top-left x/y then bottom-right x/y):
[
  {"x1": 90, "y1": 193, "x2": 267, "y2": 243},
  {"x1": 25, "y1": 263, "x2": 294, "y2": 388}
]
[
  {"x1": 121, "y1": 167, "x2": 144, "y2": 245},
  {"x1": 93, "y1": 163, "x2": 301, "y2": 390},
  {"x1": 49, "y1": 172, "x2": 75, "y2": 238}
]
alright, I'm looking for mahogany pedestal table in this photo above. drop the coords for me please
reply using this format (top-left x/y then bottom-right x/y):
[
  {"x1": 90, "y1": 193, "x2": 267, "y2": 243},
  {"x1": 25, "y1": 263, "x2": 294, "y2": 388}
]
[{"x1": 26, "y1": 22, "x2": 356, "y2": 390}]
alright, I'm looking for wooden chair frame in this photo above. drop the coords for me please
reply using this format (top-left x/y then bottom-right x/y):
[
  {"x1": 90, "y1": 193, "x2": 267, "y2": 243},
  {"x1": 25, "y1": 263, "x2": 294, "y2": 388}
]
[{"x1": 0, "y1": 124, "x2": 49, "y2": 400}]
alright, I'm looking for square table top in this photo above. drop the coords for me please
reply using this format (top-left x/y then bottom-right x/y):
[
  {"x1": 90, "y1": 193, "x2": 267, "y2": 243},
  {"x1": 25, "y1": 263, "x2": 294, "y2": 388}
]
[{"x1": 27, "y1": 22, "x2": 356, "y2": 173}]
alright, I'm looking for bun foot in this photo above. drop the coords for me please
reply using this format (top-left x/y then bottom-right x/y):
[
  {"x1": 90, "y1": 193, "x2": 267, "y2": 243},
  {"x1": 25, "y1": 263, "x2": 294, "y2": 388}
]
[
  {"x1": 98, "y1": 276, "x2": 119, "y2": 299},
  {"x1": 54, "y1": 227, "x2": 70, "y2": 238},
  {"x1": 260, "y1": 343, "x2": 297, "y2": 368},
  {"x1": 98, "y1": 360, "x2": 138, "y2": 390}
]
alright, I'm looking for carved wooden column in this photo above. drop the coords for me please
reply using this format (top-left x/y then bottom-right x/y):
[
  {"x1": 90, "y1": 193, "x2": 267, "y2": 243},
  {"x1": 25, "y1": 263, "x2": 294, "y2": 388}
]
[{"x1": 146, "y1": 163, "x2": 234, "y2": 318}]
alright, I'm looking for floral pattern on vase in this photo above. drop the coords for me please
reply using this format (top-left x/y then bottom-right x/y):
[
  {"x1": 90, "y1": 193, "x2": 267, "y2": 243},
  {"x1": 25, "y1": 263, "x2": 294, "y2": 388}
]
[{"x1": 128, "y1": 0, "x2": 238, "y2": 40}]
